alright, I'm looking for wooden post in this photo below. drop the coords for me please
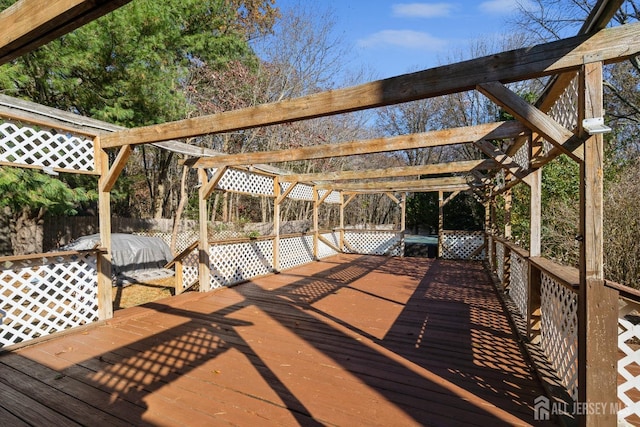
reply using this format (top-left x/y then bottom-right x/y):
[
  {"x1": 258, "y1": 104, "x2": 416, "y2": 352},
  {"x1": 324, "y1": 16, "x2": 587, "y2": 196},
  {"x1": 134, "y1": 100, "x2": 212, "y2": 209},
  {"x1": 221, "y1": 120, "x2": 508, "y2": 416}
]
[
  {"x1": 198, "y1": 169, "x2": 211, "y2": 292},
  {"x1": 339, "y1": 192, "x2": 345, "y2": 253},
  {"x1": 96, "y1": 142, "x2": 113, "y2": 320},
  {"x1": 174, "y1": 259, "x2": 183, "y2": 295},
  {"x1": 504, "y1": 189, "x2": 512, "y2": 240},
  {"x1": 577, "y1": 61, "x2": 618, "y2": 426},
  {"x1": 438, "y1": 191, "x2": 443, "y2": 258},
  {"x1": 485, "y1": 200, "x2": 493, "y2": 268},
  {"x1": 527, "y1": 166, "x2": 542, "y2": 342},
  {"x1": 273, "y1": 177, "x2": 281, "y2": 271},
  {"x1": 313, "y1": 186, "x2": 319, "y2": 260},
  {"x1": 400, "y1": 193, "x2": 406, "y2": 257},
  {"x1": 529, "y1": 168, "x2": 541, "y2": 257}
]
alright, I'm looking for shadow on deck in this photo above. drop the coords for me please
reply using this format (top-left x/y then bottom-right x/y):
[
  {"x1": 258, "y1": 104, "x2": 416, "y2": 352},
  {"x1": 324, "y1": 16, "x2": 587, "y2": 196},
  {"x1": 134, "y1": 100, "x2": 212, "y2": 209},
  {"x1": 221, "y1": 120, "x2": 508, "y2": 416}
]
[{"x1": 0, "y1": 254, "x2": 547, "y2": 426}]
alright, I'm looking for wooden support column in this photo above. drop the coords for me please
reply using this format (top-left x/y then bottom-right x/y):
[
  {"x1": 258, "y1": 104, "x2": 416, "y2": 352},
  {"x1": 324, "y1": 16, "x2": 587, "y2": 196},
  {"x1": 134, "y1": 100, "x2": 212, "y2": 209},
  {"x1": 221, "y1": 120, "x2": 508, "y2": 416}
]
[
  {"x1": 400, "y1": 193, "x2": 406, "y2": 257},
  {"x1": 527, "y1": 168, "x2": 542, "y2": 342},
  {"x1": 438, "y1": 191, "x2": 444, "y2": 258},
  {"x1": 577, "y1": 61, "x2": 618, "y2": 426},
  {"x1": 313, "y1": 186, "x2": 319, "y2": 260},
  {"x1": 273, "y1": 177, "x2": 281, "y2": 272},
  {"x1": 339, "y1": 192, "x2": 345, "y2": 252},
  {"x1": 198, "y1": 169, "x2": 211, "y2": 292},
  {"x1": 96, "y1": 141, "x2": 112, "y2": 320},
  {"x1": 504, "y1": 189, "x2": 512, "y2": 240},
  {"x1": 485, "y1": 200, "x2": 493, "y2": 268}
]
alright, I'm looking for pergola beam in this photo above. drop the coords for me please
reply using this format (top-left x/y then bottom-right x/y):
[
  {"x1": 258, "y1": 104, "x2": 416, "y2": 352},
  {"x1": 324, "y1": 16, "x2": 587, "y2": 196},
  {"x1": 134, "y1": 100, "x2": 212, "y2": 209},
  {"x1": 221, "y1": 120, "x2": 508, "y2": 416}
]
[
  {"x1": 185, "y1": 121, "x2": 526, "y2": 168},
  {"x1": 100, "y1": 22, "x2": 640, "y2": 149},
  {"x1": 279, "y1": 159, "x2": 497, "y2": 183},
  {"x1": 474, "y1": 140, "x2": 533, "y2": 186},
  {"x1": 477, "y1": 81, "x2": 585, "y2": 162},
  {"x1": 535, "y1": 0, "x2": 624, "y2": 112},
  {"x1": 322, "y1": 176, "x2": 470, "y2": 192},
  {"x1": 0, "y1": 0, "x2": 132, "y2": 66}
]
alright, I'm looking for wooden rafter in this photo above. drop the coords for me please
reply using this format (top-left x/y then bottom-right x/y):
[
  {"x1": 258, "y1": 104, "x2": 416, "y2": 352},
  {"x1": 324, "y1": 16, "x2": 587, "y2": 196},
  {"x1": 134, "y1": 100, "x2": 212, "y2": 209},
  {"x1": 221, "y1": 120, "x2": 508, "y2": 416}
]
[
  {"x1": 0, "y1": 0, "x2": 132, "y2": 66},
  {"x1": 184, "y1": 122, "x2": 525, "y2": 168},
  {"x1": 535, "y1": 0, "x2": 624, "y2": 112},
  {"x1": 317, "y1": 176, "x2": 470, "y2": 192},
  {"x1": 100, "y1": 22, "x2": 640, "y2": 149},
  {"x1": 477, "y1": 82, "x2": 585, "y2": 162},
  {"x1": 279, "y1": 159, "x2": 497, "y2": 183},
  {"x1": 474, "y1": 140, "x2": 533, "y2": 186}
]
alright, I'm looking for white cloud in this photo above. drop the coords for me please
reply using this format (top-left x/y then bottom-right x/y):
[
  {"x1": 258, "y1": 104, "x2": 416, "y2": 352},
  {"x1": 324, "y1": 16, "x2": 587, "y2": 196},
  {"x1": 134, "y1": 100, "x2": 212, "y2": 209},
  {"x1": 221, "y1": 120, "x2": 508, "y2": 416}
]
[
  {"x1": 357, "y1": 30, "x2": 447, "y2": 51},
  {"x1": 479, "y1": 0, "x2": 532, "y2": 15},
  {"x1": 392, "y1": 3, "x2": 454, "y2": 18}
]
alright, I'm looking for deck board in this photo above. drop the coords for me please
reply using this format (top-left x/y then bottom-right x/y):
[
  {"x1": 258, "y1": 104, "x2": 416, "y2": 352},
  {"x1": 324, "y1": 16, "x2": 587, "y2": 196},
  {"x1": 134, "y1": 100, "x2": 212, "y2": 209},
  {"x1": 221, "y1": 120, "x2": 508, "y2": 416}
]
[{"x1": 0, "y1": 254, "x2": 549, "y2": 426}]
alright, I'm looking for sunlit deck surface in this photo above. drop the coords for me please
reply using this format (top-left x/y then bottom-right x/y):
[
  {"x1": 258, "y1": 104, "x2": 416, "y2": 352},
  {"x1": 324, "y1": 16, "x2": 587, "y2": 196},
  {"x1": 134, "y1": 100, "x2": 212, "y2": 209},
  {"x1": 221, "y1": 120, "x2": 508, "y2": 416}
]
[{"x1": 0, "y1": 254, "x2": 547, "y2": 426}]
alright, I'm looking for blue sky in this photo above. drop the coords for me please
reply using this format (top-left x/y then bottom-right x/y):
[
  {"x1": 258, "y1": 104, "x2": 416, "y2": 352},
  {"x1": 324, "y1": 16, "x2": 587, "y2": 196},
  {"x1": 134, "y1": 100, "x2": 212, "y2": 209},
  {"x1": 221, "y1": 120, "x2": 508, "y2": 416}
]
[{"x1": 273, "y1": 0, "x2": 530, "y2": 80}]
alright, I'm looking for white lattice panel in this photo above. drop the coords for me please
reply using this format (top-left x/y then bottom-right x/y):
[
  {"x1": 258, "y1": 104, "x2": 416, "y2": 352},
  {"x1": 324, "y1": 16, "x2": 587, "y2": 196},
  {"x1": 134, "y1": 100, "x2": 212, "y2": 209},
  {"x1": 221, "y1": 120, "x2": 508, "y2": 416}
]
[
  {"x1": 209, "y1": 240, "x2": 274, "y2": 287},
  {"x1": 549, "y1": 77, "x2": 578, "y2": 131},
  {"x1": 279, "y1": 236, "x2": 314, "y2": 270},
  {"x1": 442, "y1": 231, "x2": 485, "y2": 260},
  {"x1": 546, "y1": 77, "x2": 578, "y2": 155},
  {"x1": 318, "y1": 190, "x2": 341, "y2": 204},
  {"x1": 134, "y1": 231, "x2": 199, "y2": 254},
  {"x1": 280, "y1": 182, "x2": 314, "y2": 201},
  {"x1": 318, "y1": 232, "x2": 339, "y2": 259},
  {"x1": 0, "y1": 252, "x2": 99, "y2": 348},
  {"x1": 0, "y1": 122, "x2": 95, "y2": 172},
  {"x1": 179, "y1": 247, "x2": 199, "y2": 290},
  {"x1": 496, "y1": 242, "x2": 505, "y2": 282},
  {"x1": 541, "y1": 272, "x2": 578, "y2": 402},
  {"x1": 344, "y1": 231, "x2": 401, "y2": 256},
  {"x1": 214, "y1": 168, "x2": 274, "y2": 196},
  {"x1": 617, "y1": 297, "x2": 640, "y2": 422},
  {"x1": 512, "y1": 140, "x2": 530, "y2": 170},
  {"x1": 509, "y1": 252, "x2": 528, "y2": 329}
]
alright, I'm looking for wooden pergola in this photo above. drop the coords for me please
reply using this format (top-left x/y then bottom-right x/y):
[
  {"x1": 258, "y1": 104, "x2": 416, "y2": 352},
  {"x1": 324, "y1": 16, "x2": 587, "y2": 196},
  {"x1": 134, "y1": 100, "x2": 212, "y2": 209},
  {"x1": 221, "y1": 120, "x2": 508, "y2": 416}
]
[{"x1": 1, "y1": 0, "x2": 638, "y2": 425}]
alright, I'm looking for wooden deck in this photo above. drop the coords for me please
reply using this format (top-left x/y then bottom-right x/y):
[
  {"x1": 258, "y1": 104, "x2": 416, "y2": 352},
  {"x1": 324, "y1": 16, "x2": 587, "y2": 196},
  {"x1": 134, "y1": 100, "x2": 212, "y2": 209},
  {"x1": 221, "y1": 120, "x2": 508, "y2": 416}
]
[{"x1": 0, "y1": 254, "x2": 547, "y2": 426}]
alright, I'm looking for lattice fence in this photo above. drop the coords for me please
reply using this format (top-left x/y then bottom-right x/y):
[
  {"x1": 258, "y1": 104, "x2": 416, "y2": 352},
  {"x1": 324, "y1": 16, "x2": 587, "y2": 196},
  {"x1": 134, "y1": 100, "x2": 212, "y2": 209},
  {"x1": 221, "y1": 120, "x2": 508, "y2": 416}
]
[
  {"x1": 344, "y1": 231, "x2": 402, "y2": 256},
  {"x1": 279, "y1": 235, "x2": 314, "y2": 270},
  {"x1": 540, "y1": 272, "x2": 579, "y2": 401},
  {"x1": 179, "y1": 247, "x2": 199, "y2": 291},
  {"x1": 0, "y1": 122, "x2": 95, "y2": 173},
  {"x1": 0, "y1": 251, "x2": 99, "y2": 348},
  {"x1": 512, "y1": 141, "x2": 530, "y2": 171},
  {"x1": 318, "y1": 232, "x2": 339, "y2": 259},
  {"x1": 134, "y1": 231, "x2": 199, "y2": 254},
  {"x1": 509, "y1": 251, "x2": 528, "y2": 336},
  {"x1": 496, "y1": 241, "x2": 505, "y2": 282},
  {"x1": 209, "y1": 240, "x2": 274, "y2": 287},
  {"x1": 318, "y1": 190, "x2": 341, "y2": 204},
  {"x1": 441, "y1": 231, "x2": 485, "y2": 260},
  {"x1": 547, "y1": 76, "x2": 579, "y2": 155},
  {"x1": 212, "y1": 168, "x2": 275, "y2": 196},
  {"x1": 617, "y1": 296, "x2": 640, "y2": 423},
  {"x1": 280, "y1": 182, "x2": 314, "y2": 201}
]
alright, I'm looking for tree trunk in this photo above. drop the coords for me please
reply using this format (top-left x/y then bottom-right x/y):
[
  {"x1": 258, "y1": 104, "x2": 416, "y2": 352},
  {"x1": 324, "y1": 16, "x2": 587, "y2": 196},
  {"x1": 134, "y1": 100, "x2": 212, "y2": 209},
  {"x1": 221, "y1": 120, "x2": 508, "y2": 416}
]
[
  {"x1": 11, "y1": 208, "x2": 44, "y2": 255},
  {"x1": 171, "y1": 166, "x2": 189, "y2": 254}
]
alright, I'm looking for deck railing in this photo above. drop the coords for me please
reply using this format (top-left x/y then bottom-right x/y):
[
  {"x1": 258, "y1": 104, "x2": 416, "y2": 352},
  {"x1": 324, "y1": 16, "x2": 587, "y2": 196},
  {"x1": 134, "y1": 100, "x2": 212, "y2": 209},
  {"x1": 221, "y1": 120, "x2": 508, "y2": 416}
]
[
  {"x1": 170, "y1": 231, "x2": 345, "y2": 293},
  {"x1": 441, "y1": 230, "x2": 486, "y2": 260},
  {"x1": 0, "y1": 250, "x2": 102, "y2": 349},
  {"x1": 491, "y1": 237, "x2": 640, "y2": 424}
]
